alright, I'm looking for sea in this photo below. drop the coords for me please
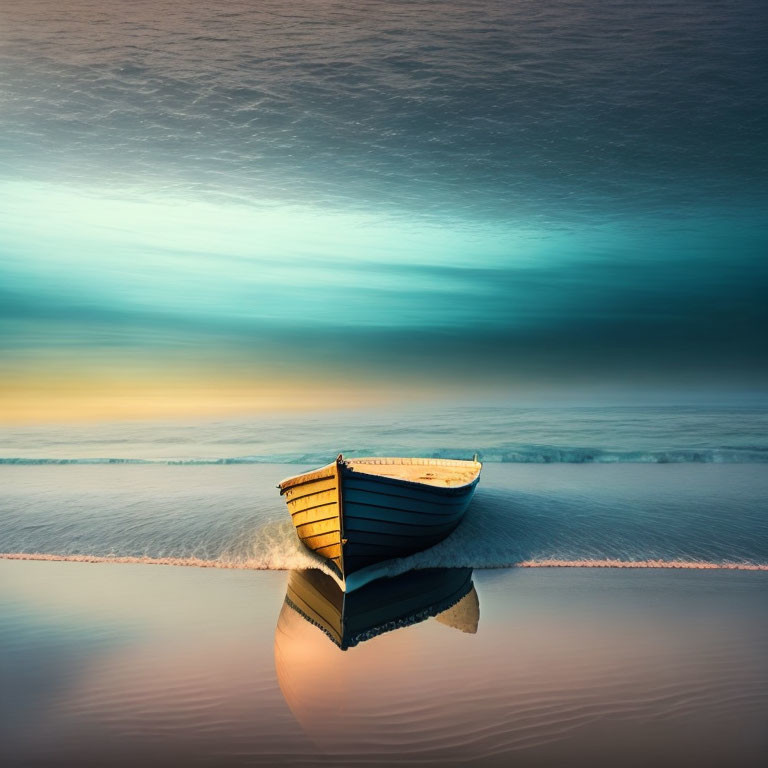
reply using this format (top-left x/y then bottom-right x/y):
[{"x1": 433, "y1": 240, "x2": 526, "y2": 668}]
[{"x1": 2, "y1": 406, "x2": 767, "y2": 573}]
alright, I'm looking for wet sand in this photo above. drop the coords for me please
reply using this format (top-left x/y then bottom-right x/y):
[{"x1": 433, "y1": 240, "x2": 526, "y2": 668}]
[{"x1": 1, "y1": 559, "x2": 766, "y2": 767}]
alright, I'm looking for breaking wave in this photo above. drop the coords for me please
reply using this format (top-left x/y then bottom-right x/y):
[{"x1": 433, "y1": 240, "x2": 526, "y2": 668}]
[
  {"x1": 2, "y1": 489, "x2": 767, "y2": 581},
  {"x1": 2, "y1": 446, "x2": 768, "y2": 464}
]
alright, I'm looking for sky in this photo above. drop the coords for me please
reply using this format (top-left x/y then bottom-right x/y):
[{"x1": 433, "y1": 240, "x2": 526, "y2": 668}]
[{"x1": 1, "y1": 1, "x2": 766, "y2": 422}]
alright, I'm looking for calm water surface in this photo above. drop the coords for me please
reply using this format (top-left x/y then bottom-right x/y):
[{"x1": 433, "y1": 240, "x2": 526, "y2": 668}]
[{"x1": 1, "y1": 561, "x2": 766, "y2": 767}]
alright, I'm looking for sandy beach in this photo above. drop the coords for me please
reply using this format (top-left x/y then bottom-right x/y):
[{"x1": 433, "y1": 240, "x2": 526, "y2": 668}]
[{"x1": 2, "y1": 558, "x2": 766, "y2": 767}]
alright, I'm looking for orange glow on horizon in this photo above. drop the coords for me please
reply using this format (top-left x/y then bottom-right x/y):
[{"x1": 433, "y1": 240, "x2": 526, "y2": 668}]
[{"x1": 0, "y1": 364, "x2": 390, "y2": 424}]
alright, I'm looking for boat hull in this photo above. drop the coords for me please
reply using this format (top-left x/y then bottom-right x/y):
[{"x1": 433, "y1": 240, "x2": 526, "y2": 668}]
[
  {"x1": 280, "y1": 462, "x2": 345, "y2": 574},
  {"x1": 339, "y1": 464, "x2": 478, "y2": 577},
  {"x1": 279, "y1": 457, "x2": 480, "y2": 586}
]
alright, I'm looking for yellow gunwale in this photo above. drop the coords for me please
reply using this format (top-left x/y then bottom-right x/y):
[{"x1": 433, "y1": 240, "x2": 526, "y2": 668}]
[
  {"x1": 278, "y1": 461, "x2": 337, "y2": 494},
  {"x1": 279, "y1": 456, "x2": 482, "y2": 492}
]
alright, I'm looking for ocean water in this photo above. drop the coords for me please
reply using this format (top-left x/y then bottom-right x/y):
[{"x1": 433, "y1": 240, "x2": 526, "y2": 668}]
[
  {"x1": 2, "y1": 405, "x2": 768, "y2": 464},
  {"x1": 1, "y1": 407, "x2": 767, "y2": 573}
]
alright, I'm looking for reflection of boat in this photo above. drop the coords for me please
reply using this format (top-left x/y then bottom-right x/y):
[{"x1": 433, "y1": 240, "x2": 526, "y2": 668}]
[
  {"x1": 281, "y1": 567, "x2": 478, "y2": 650},
  {"x1": 278, "y1": 455, "x2": 481, "y2": 589},
  {"x1": 274, "y1": 568, "x2": 480, "y2": 751}
]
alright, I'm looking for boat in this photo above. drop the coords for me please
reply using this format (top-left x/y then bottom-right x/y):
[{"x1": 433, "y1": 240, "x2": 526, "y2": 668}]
[
  {"x1": 281, "y1": 567, "x2": 478, "y2": 650},
  {"x1": 278, "y1": 455, "x2": 482, "y2": 589}
]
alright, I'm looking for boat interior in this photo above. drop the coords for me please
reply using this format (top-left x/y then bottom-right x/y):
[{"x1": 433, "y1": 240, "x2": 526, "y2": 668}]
[{"x1": 343, "y1": 456, "x2": 482, "y2": 488}]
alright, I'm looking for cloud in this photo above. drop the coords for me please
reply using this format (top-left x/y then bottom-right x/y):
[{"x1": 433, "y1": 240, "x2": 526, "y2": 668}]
[{"x1": 1, "y1": 181, "x2": 766, "y2": 409}]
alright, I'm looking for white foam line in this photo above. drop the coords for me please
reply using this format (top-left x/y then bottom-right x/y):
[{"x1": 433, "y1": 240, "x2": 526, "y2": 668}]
[
  {"x1": 0, "y1": 553, "x2": 258, "y2": 569},
  {"x1": 1, "y1": 553, "x2": 766, "y2": 572},
  {"x1": 517, "y1": 559, "x2": 768, "y2": 571}
]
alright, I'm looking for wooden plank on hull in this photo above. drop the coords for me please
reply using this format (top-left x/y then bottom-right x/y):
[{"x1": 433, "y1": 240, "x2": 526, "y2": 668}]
[
  {"x1": 283, "y1": 476, "x2": 337, "y2": 501},
  {"x1": 343, "y1": 500, "x2": 467, "y2": 524},
  {"x1": 343, "y1": 521, "x2": 459, "y2": 541},
  {"x1": 344, "y1": 540, "x2": 420, "y2": 555},
  {"x1": 287, "y1": 489, "x2": 338, "y2": 514},
  {"x1": 294, "y1": 517, "x2": 341, "y2": 538},
  {"x1": 314, "y1": 543, "x2": 342, "y2": 561},
  {"x1": 342, "y1": 514, "x2": 463, "y2": 535},
  {"x1": 291, "y1": 507, "x2": 339, "y2": 527},
  {"x1": 299, "y1": 529, "x2": 341, "y2": 548},
  {"x1": 343, "y1": 481, "x2": 473, "y2": 507}
]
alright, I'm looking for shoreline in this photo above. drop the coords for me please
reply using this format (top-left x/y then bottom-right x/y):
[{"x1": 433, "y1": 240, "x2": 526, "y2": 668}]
[{"x1": 1, "y1": 551, "x2": 766, "y2": 571}]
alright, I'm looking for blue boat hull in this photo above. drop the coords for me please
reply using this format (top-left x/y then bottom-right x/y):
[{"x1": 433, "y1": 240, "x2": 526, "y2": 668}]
[{"x1": 339, "y1": 465, "x2": 479, "y2": 577}]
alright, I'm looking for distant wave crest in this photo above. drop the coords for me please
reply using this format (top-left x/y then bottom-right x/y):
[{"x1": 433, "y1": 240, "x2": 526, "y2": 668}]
[{"x1": 2, "y1": 446, "x2": 768, "y2": 465}]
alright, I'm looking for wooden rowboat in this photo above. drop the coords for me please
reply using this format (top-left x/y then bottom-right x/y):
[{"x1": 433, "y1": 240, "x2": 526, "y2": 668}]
[
  {"x1": 282, "y1": 567, "x2": 478, "y2": 650},
  {"x1": 278, "y1": 455, "x2": 482, "y2": 590}
]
